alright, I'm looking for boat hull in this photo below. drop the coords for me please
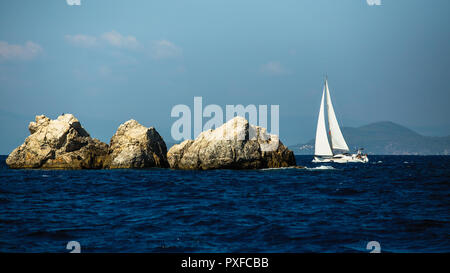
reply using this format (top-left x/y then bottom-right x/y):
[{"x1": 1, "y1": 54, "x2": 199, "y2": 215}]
[{"x1": 313, "y1": 154, "x2": 368, "y2": 163}]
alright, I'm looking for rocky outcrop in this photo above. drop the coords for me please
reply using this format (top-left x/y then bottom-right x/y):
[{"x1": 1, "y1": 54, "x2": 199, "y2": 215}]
[
  {"x1": 106, "y1": 120, "x2": 169, "y2": 168},
  {"x1": 7, "y1": 114, "x2": 295, "y2": 170},
  {"x1": 6, "y1": 114, "x2": 109, "y2": 169},
  {"x1": 167, "y1": 116, "x2": 296, "y2": 170}
]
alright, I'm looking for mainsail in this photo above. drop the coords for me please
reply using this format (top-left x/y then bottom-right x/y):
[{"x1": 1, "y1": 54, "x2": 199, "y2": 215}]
[
  {"x1": 325, "y1": 80, "x2": 349, "y2": 151},
  {"x1": 314, "y1": 86, "x2": 333, "y2": 156}
]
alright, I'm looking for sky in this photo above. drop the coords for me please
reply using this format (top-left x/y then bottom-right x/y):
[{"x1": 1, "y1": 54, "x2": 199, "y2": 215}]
[{"x1": 0, "y1": 0, "x2": 449, "y2": 154}]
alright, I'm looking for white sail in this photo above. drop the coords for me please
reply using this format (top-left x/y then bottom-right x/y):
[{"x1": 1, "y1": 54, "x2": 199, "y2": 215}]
[
  {"x1": 314, "y1": 86, "x2": 333, "y2": 156},
  {"x1": 325, "y1": 80, "x2": 349, "y2": 151}
]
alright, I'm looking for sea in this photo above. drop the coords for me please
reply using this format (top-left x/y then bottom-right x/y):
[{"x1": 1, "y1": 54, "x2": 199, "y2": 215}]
[{"x1": 0, "y1": 155, "x2": 448, "y2": 253}]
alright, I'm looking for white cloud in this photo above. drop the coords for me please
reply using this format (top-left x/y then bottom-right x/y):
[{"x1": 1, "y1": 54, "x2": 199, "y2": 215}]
[
  {"x1": 65, "y1": 31, "x2": 182, "y2": 61},
  {"x1": 65, "y1": 34, "x2": 98, "y2": 48},
  {"x1": 101, "y1": 30, "x2": 140, "y2": 50},
  {"x1": 150, "y1": 40, "x2": 182, "y2": 59},
  {"x1": 0, "y1": 41, "x2": 43, "y2": 61},
  {"x1": 260, "y1": 61, "x2": 290, "y2": 76},
  {"x1": 367, "y1": 0, "x2": 381, "y2": 6},
  {"x1": 65, "y1": 31, "x2": 140, "y2": 50}
]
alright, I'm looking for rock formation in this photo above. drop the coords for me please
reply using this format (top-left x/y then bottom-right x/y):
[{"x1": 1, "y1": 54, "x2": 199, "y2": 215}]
[
  {"x1": 7, "y1": 115, "x2": 295, "y2": 170},
  {"x1": 106, "y1": 119, "x2": 169, "y2": 168},
  {"x1": 6, "y1": 114, "x2": 108, "y2": 169},
  {"x1": 167, "y1": 116, "x2": 296, "y2": 170}
]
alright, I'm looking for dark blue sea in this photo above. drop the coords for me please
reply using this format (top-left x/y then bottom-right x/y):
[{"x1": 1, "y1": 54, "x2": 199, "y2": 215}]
[{"x1": 0, "y1": 155, "x2": 448, "y2": 253}]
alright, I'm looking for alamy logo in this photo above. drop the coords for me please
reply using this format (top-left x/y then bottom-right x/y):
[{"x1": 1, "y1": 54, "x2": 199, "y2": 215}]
[
  {"x1": 66, "y1": 0, "x2": 81, "y2": 6},
  {"x1": 366, "y1": 0, "x2": 381, "y2": 6},
  {"x1": 66, "y1": 241, "x2": 81, "y2": 253},
  {"x1": 171, "y1": 97, "x2": 280, "y2": 151},
  {"x1": 366, "y1": 241, "x2": 381, "y2": 253}
]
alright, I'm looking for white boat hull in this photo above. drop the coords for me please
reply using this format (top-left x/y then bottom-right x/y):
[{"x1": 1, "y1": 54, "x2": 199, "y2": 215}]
[{"x1": 313, "y1": 153, "x2": 368, "y2": 163}]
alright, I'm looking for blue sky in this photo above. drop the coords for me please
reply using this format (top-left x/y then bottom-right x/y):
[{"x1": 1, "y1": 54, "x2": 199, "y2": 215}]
[{"x1": 1, "y1": 0, "x2": 449, "y2": 154}]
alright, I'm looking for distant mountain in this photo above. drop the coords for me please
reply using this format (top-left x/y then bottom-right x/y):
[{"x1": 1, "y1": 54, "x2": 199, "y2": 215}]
[{"x1": 289, "y1": 121, "x2": 450, "y2": 155}]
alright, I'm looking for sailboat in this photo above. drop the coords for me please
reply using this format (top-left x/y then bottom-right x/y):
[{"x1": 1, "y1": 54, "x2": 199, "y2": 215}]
[{"x1": 312, "y1": 78, "x2": 368, "y2": 163}]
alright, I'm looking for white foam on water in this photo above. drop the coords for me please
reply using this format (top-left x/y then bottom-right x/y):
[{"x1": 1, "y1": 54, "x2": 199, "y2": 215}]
[
  {"x1": 41, "y1": 175, "x2": 50, "y2": 177},
  {"x1": 261, "y1": 166, "x2": 298, "y2": 171},
  {"x1": 305, "y1": 165, "x2": 335, "y2": 170},
  {"x1": 261, "y1": 165, "x2": 336, "y2": 171}
]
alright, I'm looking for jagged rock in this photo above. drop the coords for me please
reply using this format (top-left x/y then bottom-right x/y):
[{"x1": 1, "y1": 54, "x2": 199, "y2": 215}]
[
  {"x1": 167, "y1": 139, "x2": 194, "y2": 168},
  {"x1": 6, "y1": 114, "x2": 108, "y2": 169},
  {"x1": 106, "y1": 119, "x2": 169, "y2": 168},
  {"x1": 167, "y1": 116, "x2": 296, "y2": 170}
]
